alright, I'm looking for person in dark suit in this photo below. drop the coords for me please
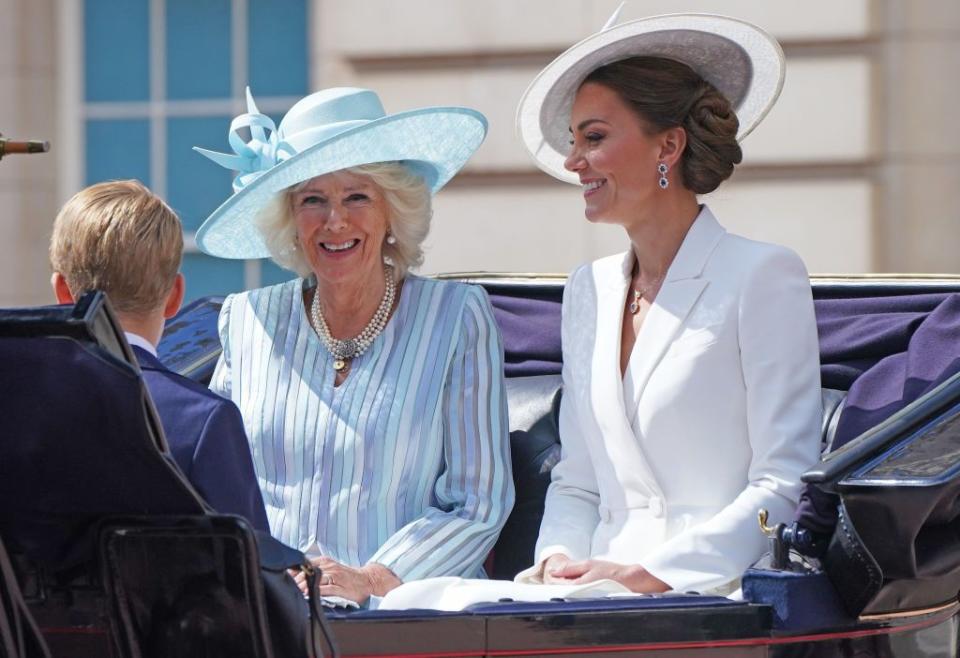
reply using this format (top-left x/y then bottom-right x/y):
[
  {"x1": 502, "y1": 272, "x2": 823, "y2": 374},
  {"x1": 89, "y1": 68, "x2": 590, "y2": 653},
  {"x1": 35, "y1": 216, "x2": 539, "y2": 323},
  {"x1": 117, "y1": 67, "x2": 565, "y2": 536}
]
[{"x1": 48, "y1": 179, "x2": 268, "y2": 532}]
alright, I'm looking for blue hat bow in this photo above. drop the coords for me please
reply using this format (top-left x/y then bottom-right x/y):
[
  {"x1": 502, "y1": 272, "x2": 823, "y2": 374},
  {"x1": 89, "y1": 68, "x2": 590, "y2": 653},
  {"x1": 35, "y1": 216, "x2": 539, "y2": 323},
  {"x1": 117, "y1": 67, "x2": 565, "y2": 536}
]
[{"x1": 194, "y1": 88, "x2": 297, "y2": 192}]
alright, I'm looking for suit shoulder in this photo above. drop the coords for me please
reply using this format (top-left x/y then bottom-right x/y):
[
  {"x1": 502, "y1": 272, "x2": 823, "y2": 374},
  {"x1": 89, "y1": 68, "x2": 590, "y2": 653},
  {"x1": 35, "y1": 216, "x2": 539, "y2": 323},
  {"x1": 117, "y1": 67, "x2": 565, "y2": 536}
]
[
  {"x1": 591, "y1": 251, "x2": 629, "y2": 273},
  {"x1": 220, "y1": 278, "x2": 306, "y2": 340},
  {"x1": 563, "y1": 251, "x2": 628, "y2": 305},
  {"x1": 404, "y1": 277, "x2": 500, "y2": 342},
  {"x1": 229, "y1": 277, "x2": 303, "y2": 310},
  {"x1": 713, "y1": 233, "x2": 808, "y2": 278},
  {"x1": 142, "y1": 365, "x2": 236, "y2": 412},
  {"x1": 407, "y1": 275, "x2": 491, "y2": 309},
  {"x1": 568, "y1": 251, "x2": 627, "y2": 286}
]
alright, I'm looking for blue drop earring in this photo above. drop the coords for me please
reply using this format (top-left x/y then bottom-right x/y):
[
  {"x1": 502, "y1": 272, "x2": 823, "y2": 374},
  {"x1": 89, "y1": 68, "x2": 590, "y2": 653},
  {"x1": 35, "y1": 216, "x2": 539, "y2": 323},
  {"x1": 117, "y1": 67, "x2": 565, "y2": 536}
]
[{"x1": 658, "y1": 162, "x2": 669, "y2": 189}]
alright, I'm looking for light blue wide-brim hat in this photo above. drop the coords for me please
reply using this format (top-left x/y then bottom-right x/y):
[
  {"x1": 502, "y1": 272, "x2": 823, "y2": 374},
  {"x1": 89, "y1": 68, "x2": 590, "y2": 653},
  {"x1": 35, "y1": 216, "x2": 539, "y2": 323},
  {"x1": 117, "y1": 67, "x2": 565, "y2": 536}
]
[{"x1": 194, "y1": 87, "x2": 488, "y2": 259}]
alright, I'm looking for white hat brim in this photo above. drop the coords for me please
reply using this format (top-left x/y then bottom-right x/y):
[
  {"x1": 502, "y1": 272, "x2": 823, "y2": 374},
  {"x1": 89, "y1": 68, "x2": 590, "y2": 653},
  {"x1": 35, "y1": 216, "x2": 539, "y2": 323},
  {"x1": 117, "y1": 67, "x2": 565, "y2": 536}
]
[
  {"x1": 516, "y1": 13, "x2": 785, "y2": 184},
  {"x1": 196, "y1": 107, "x2": 487, "y2": 259}
]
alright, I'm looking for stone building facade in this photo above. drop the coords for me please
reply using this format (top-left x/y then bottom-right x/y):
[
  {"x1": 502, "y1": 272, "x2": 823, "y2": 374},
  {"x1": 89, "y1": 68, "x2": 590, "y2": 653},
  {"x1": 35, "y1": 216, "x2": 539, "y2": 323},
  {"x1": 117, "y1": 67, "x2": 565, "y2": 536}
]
[{"x1": 1, "y1": 0, "x2": 958, "y2": 305}]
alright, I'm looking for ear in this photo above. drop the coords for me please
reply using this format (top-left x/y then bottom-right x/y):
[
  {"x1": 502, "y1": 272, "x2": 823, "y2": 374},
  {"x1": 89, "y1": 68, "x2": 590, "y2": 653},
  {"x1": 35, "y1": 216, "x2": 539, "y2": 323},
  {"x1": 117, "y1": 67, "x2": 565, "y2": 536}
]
[
  {"x1": 162, "y1": 273, "x2": 185, "y2": 319},
  {"x1": 657, "y1": 126, "x2": 687, "y2": 168},
  {"x1": 51, "y1": 272, "x2": 76, "y2": 304}
]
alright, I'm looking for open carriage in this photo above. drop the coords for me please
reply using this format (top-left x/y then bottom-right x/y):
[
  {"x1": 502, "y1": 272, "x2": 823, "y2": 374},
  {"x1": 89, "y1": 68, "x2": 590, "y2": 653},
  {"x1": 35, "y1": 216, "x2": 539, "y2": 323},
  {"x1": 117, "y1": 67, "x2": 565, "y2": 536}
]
[{"x1": 2, "y1": 273, "x2": 960, "y2": 658}]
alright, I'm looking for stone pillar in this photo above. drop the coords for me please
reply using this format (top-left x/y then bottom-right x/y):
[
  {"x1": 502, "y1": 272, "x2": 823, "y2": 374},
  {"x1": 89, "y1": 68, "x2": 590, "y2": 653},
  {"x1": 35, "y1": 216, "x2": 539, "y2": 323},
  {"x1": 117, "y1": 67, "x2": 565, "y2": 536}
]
[
  {"x1": 0, "y1": 0, "x2": 59, "y2": 305},
  {"x1": 877, "y1": 1, "x2": 960, "y2": 273}
]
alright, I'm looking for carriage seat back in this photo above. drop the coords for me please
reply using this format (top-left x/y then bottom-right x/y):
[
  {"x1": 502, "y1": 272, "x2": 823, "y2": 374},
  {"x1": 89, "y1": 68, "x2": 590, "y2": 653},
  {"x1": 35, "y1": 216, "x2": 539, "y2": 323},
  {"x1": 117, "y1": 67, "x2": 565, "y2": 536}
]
[{"x1": 0, "y1": 335, "x2": 206, "y2": 572}]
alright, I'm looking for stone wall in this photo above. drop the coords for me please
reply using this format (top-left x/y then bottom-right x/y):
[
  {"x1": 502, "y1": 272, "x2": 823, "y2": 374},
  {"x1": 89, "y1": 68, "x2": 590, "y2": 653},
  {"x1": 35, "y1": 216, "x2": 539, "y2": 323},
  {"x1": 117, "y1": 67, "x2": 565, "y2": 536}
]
[{"x1": 0, "y1": 0, "x2": 58, "y2": 305}]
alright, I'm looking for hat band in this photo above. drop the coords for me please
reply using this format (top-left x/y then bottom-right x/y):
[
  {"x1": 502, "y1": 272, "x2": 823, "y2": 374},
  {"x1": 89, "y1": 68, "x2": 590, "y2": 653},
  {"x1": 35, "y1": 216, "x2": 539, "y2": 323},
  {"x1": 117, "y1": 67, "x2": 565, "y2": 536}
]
[
  {"x1": 195, "y1": 99, "x2": 385, "y2": 192},
  {"x1": 282, "y1": 119, "x2": 371, "y2": 153},
  {"x1": 194, "y1": 89, "x2": 368, "y2": 193},
  {"x1": 193, "y1": 90, "x2": 298, "y2": 192}
]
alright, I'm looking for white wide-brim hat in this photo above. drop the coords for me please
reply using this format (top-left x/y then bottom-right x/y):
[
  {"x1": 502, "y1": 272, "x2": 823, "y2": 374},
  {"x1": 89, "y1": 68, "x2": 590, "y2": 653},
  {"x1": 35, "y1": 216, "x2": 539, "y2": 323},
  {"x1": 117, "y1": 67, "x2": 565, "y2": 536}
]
[
  {"x1": 516, "y1": 12, "x2": 785, "y2": 184},
  {"x1": 194, "y1": 87, "x2": 488, "y2": 258}
]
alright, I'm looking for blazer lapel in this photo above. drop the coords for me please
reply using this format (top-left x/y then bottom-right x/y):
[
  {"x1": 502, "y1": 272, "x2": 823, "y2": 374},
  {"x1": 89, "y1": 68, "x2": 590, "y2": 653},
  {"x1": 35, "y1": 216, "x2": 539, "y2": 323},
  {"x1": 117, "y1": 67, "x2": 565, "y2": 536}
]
[
  {"x1": 589, "y1": 252, "x2": 664, "y2": 500},
  {"x1": 590, "y1": 251, "x2": 631, "y2": 416},
  {"x1": 623, "y1": 281, "x2": 707, "y2": 425},
  {"x1": 624, "y1": 207, "x2": 726, "y2": 421}
]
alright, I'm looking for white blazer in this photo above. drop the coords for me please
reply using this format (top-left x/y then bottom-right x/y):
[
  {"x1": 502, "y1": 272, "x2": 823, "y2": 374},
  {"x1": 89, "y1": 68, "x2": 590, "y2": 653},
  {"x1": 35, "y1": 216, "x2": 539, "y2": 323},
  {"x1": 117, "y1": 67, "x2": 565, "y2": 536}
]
[{"x1": 534, "y1": 206, "x2": 822, "y2": 593}]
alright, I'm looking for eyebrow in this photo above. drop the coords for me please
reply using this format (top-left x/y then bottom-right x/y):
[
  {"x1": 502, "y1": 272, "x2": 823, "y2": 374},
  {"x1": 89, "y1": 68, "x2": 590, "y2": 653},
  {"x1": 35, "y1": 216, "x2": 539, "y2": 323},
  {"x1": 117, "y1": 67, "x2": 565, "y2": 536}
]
[
  {"x1": 570, "y1": 118, "x2": 610, "y2": 132},
  {"x1": 296, "y1": 184, "x2": 370, "y2": 194}
]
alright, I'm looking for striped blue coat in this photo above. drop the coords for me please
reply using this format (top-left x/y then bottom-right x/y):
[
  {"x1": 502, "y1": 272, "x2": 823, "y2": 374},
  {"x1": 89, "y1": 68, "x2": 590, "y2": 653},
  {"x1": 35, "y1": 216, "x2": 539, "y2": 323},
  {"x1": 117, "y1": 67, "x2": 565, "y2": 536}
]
[{"x1": 210, "y1": 275, "x2": 514, "y2": 580}]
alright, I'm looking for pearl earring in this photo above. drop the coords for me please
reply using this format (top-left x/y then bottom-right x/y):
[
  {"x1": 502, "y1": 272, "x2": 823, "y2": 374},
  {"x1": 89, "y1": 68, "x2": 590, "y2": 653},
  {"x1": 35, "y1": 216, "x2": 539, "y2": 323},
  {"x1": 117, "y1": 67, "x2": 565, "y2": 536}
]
[
  {"x1": 657, "y1": 162, "x2": 669, "y2": 189},
  {"x1": 386, "y1": 233, "x2": 397, "y2": 245}
]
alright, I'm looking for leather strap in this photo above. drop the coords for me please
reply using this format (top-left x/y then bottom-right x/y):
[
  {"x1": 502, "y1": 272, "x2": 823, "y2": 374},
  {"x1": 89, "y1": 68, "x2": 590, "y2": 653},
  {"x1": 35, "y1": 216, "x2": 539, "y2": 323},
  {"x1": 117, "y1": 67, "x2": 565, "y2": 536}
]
[
  {"x1": 306, "y1": 567, "x2": 339, "y2": 658},
  {"x1": 823, "y1": 501, "x2": 883, "y2": 616},
  {"x1": 0, "y1": 536, "x2": 50, "y2": 658}
]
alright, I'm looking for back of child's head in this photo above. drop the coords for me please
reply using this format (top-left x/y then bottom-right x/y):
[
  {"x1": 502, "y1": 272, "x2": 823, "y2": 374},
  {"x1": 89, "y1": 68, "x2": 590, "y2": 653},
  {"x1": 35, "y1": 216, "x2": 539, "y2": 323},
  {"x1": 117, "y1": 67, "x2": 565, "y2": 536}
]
[{"x1": 49, "y1": 180, "x2": 183, "y2": 314}]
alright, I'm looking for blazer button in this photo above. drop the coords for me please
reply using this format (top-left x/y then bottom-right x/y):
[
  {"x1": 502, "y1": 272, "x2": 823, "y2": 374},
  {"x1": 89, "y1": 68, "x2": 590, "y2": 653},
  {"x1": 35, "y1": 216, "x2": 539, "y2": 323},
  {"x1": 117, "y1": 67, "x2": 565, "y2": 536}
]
[
  {"x1": 599, "y1": 506, "x2": 612, "y2": 522},
  {"x1": 649, "y1": 497, "x2": 665, "y2": 518}
]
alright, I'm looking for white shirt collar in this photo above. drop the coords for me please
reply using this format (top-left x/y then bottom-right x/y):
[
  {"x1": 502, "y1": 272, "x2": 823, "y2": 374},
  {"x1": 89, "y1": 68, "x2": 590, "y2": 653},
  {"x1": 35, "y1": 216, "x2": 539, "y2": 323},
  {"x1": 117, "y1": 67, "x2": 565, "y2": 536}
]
[{"x1": 124, "y1": 332, "x2": 157, "y2": 357}]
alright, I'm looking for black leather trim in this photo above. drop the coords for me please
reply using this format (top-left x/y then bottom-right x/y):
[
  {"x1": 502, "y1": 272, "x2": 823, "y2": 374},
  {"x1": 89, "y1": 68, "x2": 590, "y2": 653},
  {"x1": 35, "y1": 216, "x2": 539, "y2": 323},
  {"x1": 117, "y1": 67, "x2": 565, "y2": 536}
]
[
  {"x1": 820, "y1": 389, "x2": 847, "y2": 454},
  {"x1": 823, "y1": 502, "x2": 883, "y2": 616}
]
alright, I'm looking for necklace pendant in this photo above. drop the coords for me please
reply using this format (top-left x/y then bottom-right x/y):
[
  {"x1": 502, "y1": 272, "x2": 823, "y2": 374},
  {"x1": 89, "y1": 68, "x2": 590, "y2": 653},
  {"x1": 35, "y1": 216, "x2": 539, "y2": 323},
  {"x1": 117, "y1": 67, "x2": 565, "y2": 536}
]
[{"x1": 311, "y1": 263, "x2": 396, "y2": 370}]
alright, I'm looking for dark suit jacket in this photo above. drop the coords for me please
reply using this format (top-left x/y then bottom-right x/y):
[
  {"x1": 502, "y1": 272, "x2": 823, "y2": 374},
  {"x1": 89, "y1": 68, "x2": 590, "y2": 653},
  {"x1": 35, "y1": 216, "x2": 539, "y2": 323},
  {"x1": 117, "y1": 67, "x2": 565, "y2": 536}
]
[{"x1": 134, "y1": 346, "x2": 269, "y2": 532}]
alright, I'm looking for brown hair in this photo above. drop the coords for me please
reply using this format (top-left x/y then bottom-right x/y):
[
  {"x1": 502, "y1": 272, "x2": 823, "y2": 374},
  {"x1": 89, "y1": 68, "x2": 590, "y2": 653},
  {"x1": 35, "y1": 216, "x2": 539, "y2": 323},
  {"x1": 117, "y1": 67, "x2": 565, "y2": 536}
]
[
  {"x1": 49, "y1": 180, "x2": 183, "y2": 314},
  {"x1": 583, "y1": 56, "x2": 743, "y2": 194}
]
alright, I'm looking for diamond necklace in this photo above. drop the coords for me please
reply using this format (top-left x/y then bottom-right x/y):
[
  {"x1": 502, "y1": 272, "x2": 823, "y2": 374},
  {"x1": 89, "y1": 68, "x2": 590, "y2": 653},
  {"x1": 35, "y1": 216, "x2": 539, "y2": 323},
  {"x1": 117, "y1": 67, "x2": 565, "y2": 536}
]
[
  {"x1": 628, "y1": 275, "x2": 664, "y2": 315},
  {"x1": 310, "y1": 264, "x2": 396, "y2": 371}
]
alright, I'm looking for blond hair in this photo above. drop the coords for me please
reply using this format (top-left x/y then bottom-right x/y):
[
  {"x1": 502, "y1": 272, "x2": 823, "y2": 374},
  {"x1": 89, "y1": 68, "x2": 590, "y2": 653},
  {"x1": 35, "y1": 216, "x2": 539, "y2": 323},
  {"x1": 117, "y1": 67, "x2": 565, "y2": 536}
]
[
  {"x1": 255, "y1": 162, "x2": 432, "y2": 280},
  {"x1": 49, "y1": 180, "x2": 183, "y2": 314}
]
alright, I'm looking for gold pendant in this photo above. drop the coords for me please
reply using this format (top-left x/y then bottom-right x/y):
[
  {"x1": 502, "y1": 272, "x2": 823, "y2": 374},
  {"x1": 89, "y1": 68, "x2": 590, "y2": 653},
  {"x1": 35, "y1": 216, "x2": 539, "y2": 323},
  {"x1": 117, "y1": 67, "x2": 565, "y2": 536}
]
[{"x1": 333, "y1": 359, "x2": 347, "y2": 371}]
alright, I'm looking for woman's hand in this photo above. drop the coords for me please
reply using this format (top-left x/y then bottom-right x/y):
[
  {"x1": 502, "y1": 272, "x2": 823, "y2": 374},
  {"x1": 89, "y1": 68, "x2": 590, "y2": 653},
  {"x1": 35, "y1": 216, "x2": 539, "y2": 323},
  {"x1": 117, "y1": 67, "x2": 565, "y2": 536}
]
[
  {"x1": 294, "y1": 557, "x2": 401, "y2": 604},
  {"x1": 541, "y1": 553, "x2": 575, "y2": 585},
  {"x1": 546, "y1": 557, "x2": 670, "y2": 593}
]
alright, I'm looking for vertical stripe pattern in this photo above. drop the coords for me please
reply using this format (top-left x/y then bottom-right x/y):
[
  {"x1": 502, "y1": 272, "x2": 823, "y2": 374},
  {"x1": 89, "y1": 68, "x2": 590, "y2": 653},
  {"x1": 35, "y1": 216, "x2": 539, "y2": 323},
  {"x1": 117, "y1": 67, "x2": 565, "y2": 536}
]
[{"x1": 210, "y1": 275, "x2": 514, "y2": 580}]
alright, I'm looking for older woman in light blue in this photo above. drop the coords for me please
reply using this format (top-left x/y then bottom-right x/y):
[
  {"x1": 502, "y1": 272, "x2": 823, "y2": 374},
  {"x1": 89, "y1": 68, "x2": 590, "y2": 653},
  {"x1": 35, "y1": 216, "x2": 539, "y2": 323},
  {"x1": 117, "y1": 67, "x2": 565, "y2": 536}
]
[{"x1": 194, "y1": 87, "x2": 514, "y2": 604}]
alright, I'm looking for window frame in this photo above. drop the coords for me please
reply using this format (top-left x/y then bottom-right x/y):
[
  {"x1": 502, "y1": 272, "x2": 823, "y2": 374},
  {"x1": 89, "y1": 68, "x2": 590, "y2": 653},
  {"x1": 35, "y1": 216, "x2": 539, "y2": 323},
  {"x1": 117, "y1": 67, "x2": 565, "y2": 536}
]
[{"x1": 59, "y1": 0, "x2": 312, "y2": 294}]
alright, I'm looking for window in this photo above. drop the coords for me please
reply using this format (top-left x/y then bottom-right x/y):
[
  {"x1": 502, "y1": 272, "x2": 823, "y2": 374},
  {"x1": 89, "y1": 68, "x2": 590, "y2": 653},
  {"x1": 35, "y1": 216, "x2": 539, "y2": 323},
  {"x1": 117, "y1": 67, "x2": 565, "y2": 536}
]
[{"x1": 82, "y1": 0, "x2": 308, "y2": 301}]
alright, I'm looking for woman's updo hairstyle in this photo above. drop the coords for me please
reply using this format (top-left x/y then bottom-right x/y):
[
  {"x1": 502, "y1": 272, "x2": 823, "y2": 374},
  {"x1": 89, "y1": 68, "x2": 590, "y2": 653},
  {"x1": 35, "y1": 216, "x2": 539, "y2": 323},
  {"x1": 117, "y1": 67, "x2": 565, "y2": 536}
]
[{"x1": 583, "y1": 56, "x2": 743, "y2": 194}]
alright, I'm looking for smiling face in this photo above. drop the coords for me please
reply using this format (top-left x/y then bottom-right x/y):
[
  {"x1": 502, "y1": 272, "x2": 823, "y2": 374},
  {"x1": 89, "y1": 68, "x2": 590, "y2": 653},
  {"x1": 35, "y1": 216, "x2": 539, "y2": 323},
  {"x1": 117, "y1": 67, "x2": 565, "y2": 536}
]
[
  {"x1": 564, "y1": 82, "x2": 666, "y2": 225},
  {"x1": 292, "y1": 170, "x2": 390, "y2": 288}
]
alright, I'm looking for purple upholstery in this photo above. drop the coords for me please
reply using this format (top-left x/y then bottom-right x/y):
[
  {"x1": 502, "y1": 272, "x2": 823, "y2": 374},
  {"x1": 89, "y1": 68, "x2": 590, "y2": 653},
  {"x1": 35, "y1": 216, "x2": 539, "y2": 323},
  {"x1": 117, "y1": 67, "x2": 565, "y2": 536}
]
[
  {"x1": 797, "y1": 293, "x2": 960, "y2": 533},
  {"x1": 815, "y1": 294, "x2": 960, "y2": 441},
  {"x1": 489, "y1": 294, "x2": 562, "y2": 377}
]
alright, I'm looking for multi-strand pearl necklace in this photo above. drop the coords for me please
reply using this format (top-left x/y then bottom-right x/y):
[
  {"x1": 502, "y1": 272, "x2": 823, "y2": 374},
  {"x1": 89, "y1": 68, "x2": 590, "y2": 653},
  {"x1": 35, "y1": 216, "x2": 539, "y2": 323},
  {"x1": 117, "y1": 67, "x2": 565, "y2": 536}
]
[{"x1": 310, "y1": 264, "x2": 396, "y2": 372}]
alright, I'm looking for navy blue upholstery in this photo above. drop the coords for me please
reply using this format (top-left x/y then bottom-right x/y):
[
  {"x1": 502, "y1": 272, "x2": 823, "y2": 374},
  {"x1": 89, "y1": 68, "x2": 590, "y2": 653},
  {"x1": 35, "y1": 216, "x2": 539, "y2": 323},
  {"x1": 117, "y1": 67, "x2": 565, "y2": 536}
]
[
  {"x1": 464, "y1": 594, "x2": 740, "y2": 615},
  {"x1": 0, "y1": 336, "x2": 205, "y2": 571},
  {"x1": 0, "y1": 295, "x2": 325, "y2": 658},
  {"x1": 741, "y1": 568, "x2": 851, "y2": 631},
  {"x1": 489, "y1": 375, "x2": 562, "y2": 580}
]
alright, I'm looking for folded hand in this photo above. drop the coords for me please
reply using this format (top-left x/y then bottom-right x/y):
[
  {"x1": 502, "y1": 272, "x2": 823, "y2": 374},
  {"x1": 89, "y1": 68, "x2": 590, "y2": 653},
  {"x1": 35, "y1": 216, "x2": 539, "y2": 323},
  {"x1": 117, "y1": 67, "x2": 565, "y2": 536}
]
[
  {"x1": 541, "y1": 553, "x2": 575, "y2": 585},
  {"x1": 545, "y1": 557, "x2": 670, "y2": 593},
  {"x1": 294, "y1": 557, "x2": 401, "y2": 604}
]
